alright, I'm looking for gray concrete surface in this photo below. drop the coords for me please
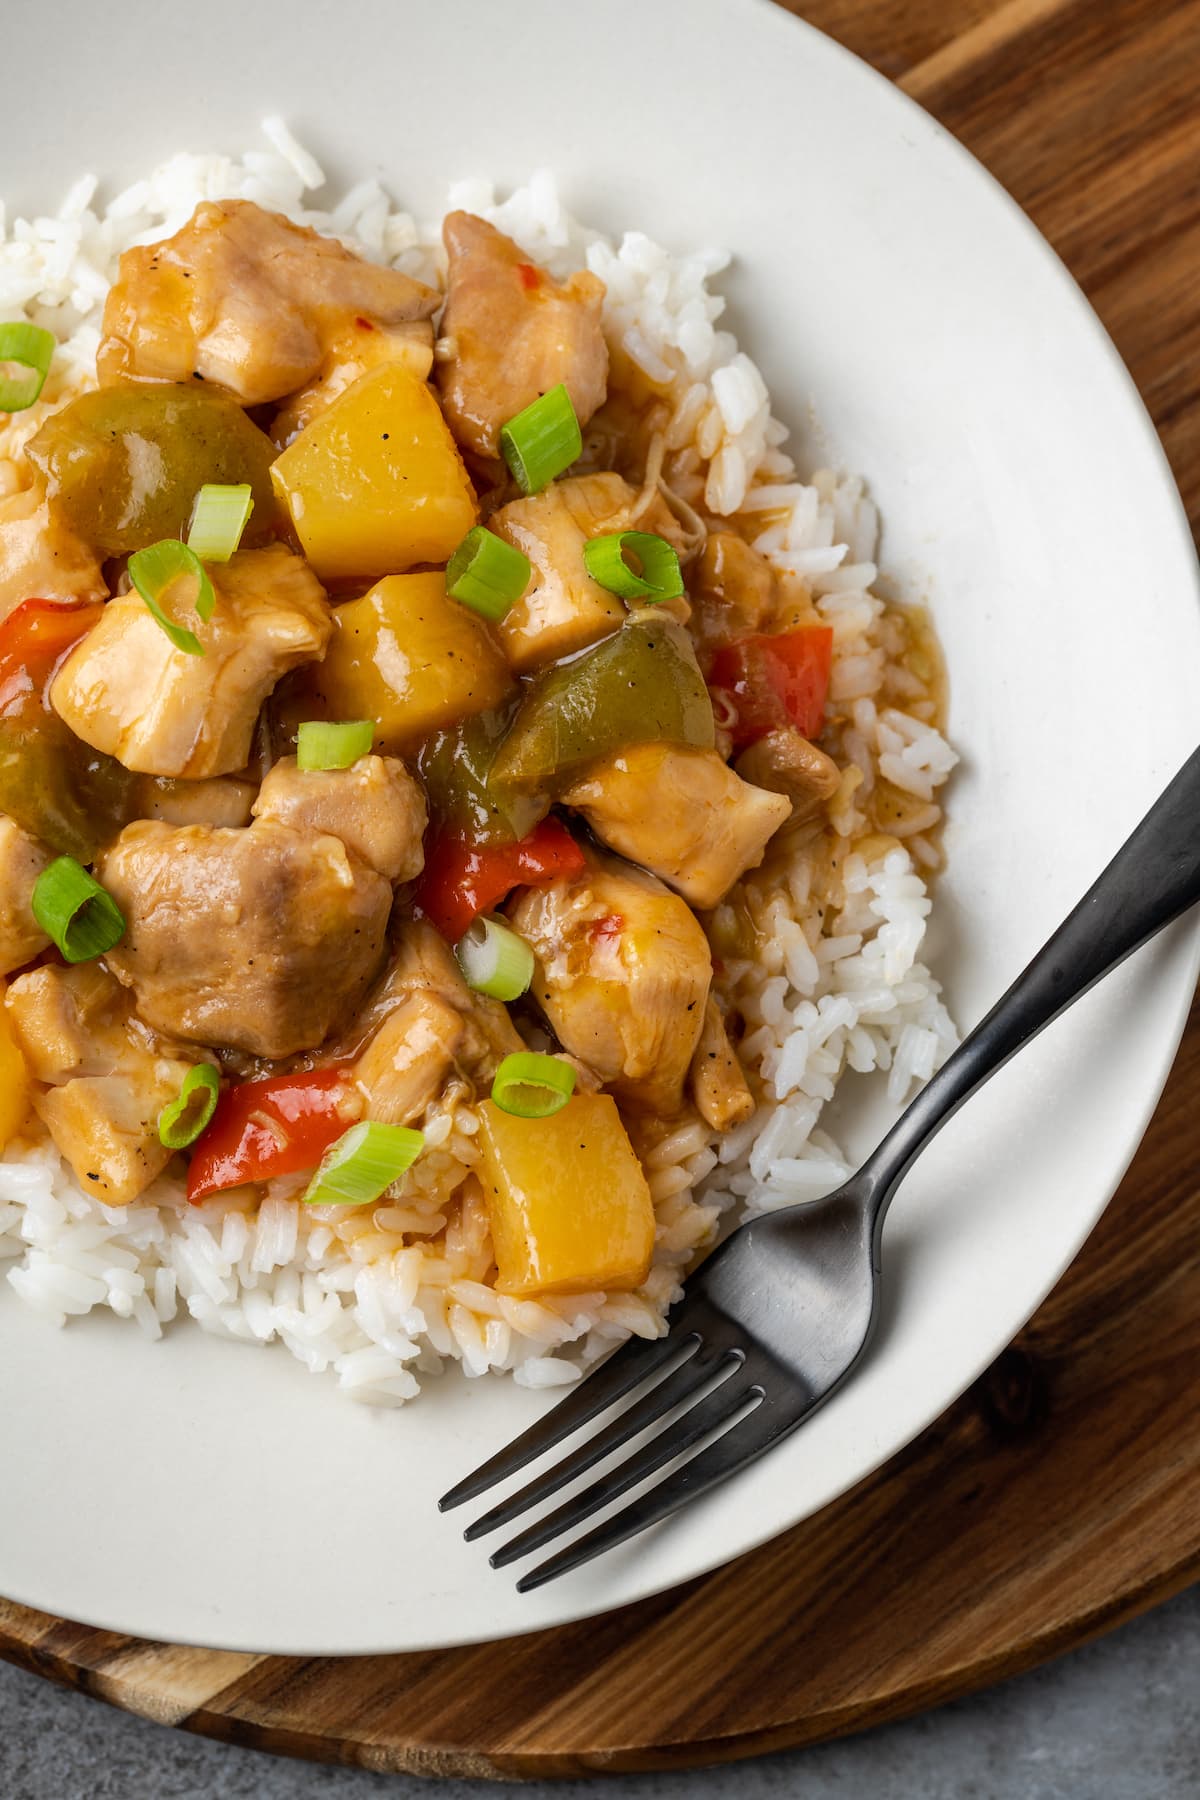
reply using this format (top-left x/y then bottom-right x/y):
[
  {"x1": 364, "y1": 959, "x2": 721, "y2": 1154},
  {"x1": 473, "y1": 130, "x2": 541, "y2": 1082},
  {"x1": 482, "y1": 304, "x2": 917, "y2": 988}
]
[{"x1": 1, "y1": 1583, "x2": 1196, "y2": 1799}]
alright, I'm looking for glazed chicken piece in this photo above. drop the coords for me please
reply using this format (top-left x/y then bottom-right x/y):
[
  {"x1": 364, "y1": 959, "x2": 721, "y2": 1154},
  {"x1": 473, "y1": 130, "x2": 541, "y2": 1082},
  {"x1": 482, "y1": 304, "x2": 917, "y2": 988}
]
[
  {"x1": 491, "y1": 472, "x2": 687, "y2": 673},
  {"x1": 562, "y1": 743, "x2": 791, "y2": 909},
  {"x1": 51, "y1": 545, "x2": 331, "y2": 778},
  {"x1": 133, "y1": 774, "x2": 259, "y2": 829},
  {"x1": 97, "y1": 819, "x2": 391, "y2": 1058},
  {"x1": 508, "y1": 853, "x2": 712, "y2": 1116},
  {"x1": 0, "y1": 487, "x2": 107, "y2": 622},
  {"x1": 4, "y1": 963, "x2": 201, "y2": 1205},
  {"x1": 252, "y1": 754, "x2": 427, "y2": 884},
  {"x1": 0, "y1": 815, "x2": 50, "y2": 975},
  {"x1": 689, "y1": 531, "x2": 777, "y2": 653},
  {"x1": 689, "y1": 997, "x2": 755, "y2": 1133},
  {"x1": 337, "y1": 918, "x2": 523, "y2": 1085},
  {"x1": 353, "y1": 990, "x2": 465, "y2": 1126},
  {"x1": 435, "y1": 212, "x2": 609, "y2": 459},
  {"x1": 734, "y1": 728, "x2": 840, "y2": 823},
  {"x1": 96, "y1": 199, "x2": 440, "y2": 407}
]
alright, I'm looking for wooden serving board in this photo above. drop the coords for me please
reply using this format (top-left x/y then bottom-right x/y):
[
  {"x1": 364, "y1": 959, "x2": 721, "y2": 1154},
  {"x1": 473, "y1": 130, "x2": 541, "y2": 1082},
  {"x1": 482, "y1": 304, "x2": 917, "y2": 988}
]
[{"x1": 3, "y1": 0, "x2": 1199, "y2": 1776}]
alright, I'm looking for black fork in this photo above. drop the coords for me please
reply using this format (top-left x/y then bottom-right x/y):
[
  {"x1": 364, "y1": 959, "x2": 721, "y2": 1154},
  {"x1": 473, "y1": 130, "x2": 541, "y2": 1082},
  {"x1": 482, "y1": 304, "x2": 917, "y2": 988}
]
[{"x1": 441, "y1": 743, "x2": 1200, "y2": 1590}]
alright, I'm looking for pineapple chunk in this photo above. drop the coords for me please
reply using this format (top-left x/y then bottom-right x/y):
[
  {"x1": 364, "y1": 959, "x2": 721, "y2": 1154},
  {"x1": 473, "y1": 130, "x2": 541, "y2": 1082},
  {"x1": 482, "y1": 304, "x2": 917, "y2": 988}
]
[
  {"x1": 0, "y1": 982, "x2": 30, "y2": 1150},
  {"x1": 304, "y1": 573, "x2": 512, "y2": 755},
  {"x1": 476, "y1": 1093, "x2": 655, "y2": 1296},
  {"x1": 270, "y1": 363, "x2": 478, "y2": 580}
]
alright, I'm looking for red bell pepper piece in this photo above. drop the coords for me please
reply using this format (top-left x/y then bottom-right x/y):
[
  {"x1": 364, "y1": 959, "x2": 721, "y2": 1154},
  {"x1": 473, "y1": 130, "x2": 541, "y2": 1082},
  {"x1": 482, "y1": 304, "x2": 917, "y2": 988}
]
[
  {"x1": 187, "y1": 1068, "x2": 356, "y2": 1203},
  {"x1": 0, "y1": 598, "x2": 105, "y2": 716},
  {"x1": 415, "y1": 816, "x2": 586, "y2": 943},
  {"x1": 708, "y1": 625, "x2": 834, "y2": 748}
]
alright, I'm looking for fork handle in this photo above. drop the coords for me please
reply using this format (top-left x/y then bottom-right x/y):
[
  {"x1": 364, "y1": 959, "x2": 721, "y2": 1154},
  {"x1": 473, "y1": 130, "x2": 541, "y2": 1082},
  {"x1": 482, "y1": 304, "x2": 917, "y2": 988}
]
[{"x1": 862, "y1": 740, "x2": 1200, "y2": 1213}]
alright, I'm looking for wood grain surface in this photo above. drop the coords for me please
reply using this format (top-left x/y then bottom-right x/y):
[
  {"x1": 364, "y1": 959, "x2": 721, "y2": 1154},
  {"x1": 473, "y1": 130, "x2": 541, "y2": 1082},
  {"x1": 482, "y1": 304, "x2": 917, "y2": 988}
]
[{"x1": 3, "y1": 0, "x2": 1199, "y2": 1777}]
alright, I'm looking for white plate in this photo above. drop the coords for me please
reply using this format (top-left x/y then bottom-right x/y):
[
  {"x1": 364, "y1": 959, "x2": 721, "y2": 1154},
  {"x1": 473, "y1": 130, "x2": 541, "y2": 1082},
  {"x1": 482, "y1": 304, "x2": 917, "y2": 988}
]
[{"x1": 2, "y1": 0, "x2": 1198, "y2": 1655}]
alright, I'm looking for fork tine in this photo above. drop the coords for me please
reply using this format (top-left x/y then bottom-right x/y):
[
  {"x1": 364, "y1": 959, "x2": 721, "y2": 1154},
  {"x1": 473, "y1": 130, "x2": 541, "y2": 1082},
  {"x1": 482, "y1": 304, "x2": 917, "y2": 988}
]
[
  {"x1": 464, "y1": 1339, "x2": 742, "y2": 1540},
  {"x1": 490, "y1": 1356, "x2": 772, "y2": 1570},
  {"x1": 438, "y1": 1299, "x2": 710, "y2": 1512},
  {"x1": 514, "y1": 1384, "x2": 808, "y2": 1592}
]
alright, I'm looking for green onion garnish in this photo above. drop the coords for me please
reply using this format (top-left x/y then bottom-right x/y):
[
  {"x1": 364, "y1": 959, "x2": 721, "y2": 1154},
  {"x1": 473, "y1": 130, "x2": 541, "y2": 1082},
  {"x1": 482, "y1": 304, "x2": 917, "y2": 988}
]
[
  {"x1": 186, "y1": 483, "x2": 254, "y2": 563},
  {"x1": 583, "y1": 531, "x2": 684, "y2": 603},
  {"x1": 303, "y1": 1121, "x2": 426, "y2": 1207},
  {"x1": 490, "y1": 1051, "x2": 576, "y2": 1119},
  {"x1": 446, "y1": 527, "x2": 531, "y2": 621},
  {"x1": 296, "y1": 720, "x2": 375, "y2": 772},
  {"x1": 158, "y1": 1064, "x2": 220, "y2": 1150},
  {"x1": 455, "y1": 916, "x2": 535, "y2": 1002},
  {"x1": 499, "y1": 383, "x2": 582, "y2": 495},
  {"x1": 0, "y1": 321, "x2": 55, "y2": 413},
  {"x1": 31, "y1": 857, "x2": 126, "y2": 964},
  {"x1": 128, "y1": 540, "x2": 216, "y2": 658}
]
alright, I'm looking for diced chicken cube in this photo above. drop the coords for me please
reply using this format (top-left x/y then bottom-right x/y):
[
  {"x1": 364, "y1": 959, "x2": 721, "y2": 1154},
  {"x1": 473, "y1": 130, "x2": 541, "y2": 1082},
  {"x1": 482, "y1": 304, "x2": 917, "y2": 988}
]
[
  {"x1": 0, "y1": 814, "x2": 50, "y2": 975},
  {"x1": 354, "y1": 990, "x2": 465, "y2": 1126},
  {"x1": 491, "y1": 473, "x2": 687, "y2": 673},
  {"x1": 51, "y1": 545, "x2": 331, "y2": 778},
  {"x1": 734, "y1": 728, "x2": 840, "y2": 822},
  {"x1": 97, "y1": 819, "x2": 391, "y2": 1058},
  {"x1": 252, "y1": 754, "x2": 427, "y2": 883},
  {"x1": 562, "y1": 743, "x2": 790, "y2": 909},
  {"x1": 4, "y1": 963, "x2": 199, "y2": 1205},
  {"x1": 690, "y1": 531, "x2": 776, "y2": 652},
  {"x1": 509, "y1": 853, "x2": 712, "y2": 1116},
  {"x1": 97, "y1": 199, "x2": 439, "y2": 406},
  {"x1": 335, "y1": 919, "x2": 523, "y2": 1085},
  {"x1": 133, "y1": 775, "x2": 258, "y2": 829},
  {"x1": 435, "y1": 213, "x2": 608, "y2": 458},
  {"x1": 0, "y1": 487, "x2": 107, "y2": 623},
  {"x1": 690, "y1": 997, "x2": 755, "y2": 1132}
]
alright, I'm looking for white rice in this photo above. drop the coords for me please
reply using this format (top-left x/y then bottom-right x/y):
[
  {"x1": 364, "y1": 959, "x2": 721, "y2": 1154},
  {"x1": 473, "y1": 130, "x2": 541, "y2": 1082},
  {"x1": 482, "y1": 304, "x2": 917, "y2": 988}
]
[{"x1": 0, "y1": 126, "x2": 958, "y2": 1404}]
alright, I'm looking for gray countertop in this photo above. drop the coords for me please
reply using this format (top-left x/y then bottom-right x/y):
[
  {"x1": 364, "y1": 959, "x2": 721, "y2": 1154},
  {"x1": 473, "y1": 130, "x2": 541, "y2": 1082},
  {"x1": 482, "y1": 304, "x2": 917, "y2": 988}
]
[{"x1": 1, "y1": 1584, "x2": 1196, "y2": 1799}]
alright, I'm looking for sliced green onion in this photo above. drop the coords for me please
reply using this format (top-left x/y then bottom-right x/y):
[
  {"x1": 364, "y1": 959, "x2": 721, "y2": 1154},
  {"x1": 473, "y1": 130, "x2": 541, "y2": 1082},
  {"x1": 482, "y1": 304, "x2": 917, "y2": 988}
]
[
  {"x1": 499, "y1": 383, "x2": 582, "y2": 495},
  {"x1": 446, "y1": 527, "x2": 531, "y2": 621},
  {"x1": 0, "y1": 321, "x2": 55, "y2": 413},
  {"x1": 31, "y1": 857, "x2": 125, "y2": 963},
  {"x1": 583, "y1": 531, "x2": 684, "y2": 602},
  {"x1": 455, "y1": 916, "x2": 535, "y2": 1002},
  {"x1": 296, "y1": 720, "x2": 375, "y2": 771},
  {"x1": 303, "y1": 1121, "x2": 425, "y2": 1207},
  {"x1": 491, "y1": 1051, "x2": 576, "y2": 1119},
  {"x1": 128, "y1": 540, "x2": 216, "y2": 658},
  {"x1": 158, "y1": 1064, "x2": 220, "y2": 1151},
  {"x1": 187, "y1": 483, "x2": 254, "y2": 562}
]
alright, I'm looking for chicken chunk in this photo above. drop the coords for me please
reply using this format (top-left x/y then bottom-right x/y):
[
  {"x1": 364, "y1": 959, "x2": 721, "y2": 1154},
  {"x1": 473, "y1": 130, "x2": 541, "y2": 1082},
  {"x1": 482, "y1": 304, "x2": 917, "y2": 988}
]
[
  {"x1": 562, "y1": 743, "x2": 791, "y2": 909},
  {"x1": 334, "y1": 918, "x2": 523, "y2": 1084},
  {"x1": 734, "y1": 728, "x2": 840, "y2": 822},
  {"x1": 508, "y1": 853, "x2": 712, "y2": 1115},
  {"x1": 97, "y1": 199, "x2": 439, "y2": 406},
  {"x1": 690, "y1": 997, "x2": 755, "y2": 1132},
  {"x1": 354, "y1": 990, "x2": 465, "y2": 1126},
  {"x1": 690, "y1": 532, "x2": 776, "y2": 653},
  {"x1": 252, "y1": 754, "x2": 427, "y2": 883},
  {"x1": 51, "y1": 545, "x2": 331, "y2": 778},
  {"x1": 4, "y1": 963, "x2": 199, "y2": 1205},
  {"x1": 491, "y1": 473, "x2": 687, "y2": 672},
  {"x1": 97, "y1": 819, "x2": 391, "y2": 1058},
  {"x1": 0, "y1": 814, "x2": 50, "y2": 975},
  {"x1": 435, "y1": 213, "x2": 608, "y2": 459},
  {"x1": 133, "y1": 775, "x2": 258, "y2": 829},
  {"x1": 0, "y1": 487, "x2": 107, "y2": 623}
]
